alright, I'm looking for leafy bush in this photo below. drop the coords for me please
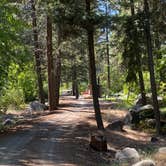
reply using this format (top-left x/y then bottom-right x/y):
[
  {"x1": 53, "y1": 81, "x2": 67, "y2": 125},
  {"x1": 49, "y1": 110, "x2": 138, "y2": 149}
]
[
  {"x1": 0, "y1": 88, "x2": 25, "y2": 111},
  {"x1": 8, "y1": 63, "x2": 37, "y2": 102}
]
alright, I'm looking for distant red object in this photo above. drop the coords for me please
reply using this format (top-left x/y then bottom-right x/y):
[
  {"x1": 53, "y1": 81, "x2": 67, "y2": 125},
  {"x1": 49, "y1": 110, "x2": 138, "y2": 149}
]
[{"x1": 82, "y1": 85, "x2": 92, "y2": 95}]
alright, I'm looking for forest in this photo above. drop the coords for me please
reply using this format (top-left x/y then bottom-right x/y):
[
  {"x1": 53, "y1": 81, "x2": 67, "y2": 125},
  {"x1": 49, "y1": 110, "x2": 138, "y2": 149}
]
[{"x1": 0, "y1": 0, "x2": 166, "y2": 166}]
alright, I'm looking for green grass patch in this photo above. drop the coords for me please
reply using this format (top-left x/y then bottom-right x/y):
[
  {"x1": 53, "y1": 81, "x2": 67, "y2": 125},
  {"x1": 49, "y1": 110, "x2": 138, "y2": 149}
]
[
  {"x1": 160, "y1": 107, "x2": 166, "y2": 119},
  {"x1": 104, "y1": 97, "x2": 133, "y2": 110}
]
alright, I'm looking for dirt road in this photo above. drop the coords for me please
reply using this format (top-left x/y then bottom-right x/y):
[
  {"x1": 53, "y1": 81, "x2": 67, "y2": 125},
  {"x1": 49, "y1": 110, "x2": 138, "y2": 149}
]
[
  {"x1": 1, "y1": 97, "x2": 165, "y2": 166},
  {"x1": 0, "y1": 97, "x2": 109, "y2": 166}
]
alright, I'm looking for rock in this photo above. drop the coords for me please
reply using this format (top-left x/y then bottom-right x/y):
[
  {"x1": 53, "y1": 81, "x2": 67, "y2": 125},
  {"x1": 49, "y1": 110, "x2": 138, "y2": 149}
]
[
  {"x1": 138, "y1": 105, "x2": 154, "y2": 120},
  {"x1": 130, "y1": 111, "x2": 140, "y2": 125},
  {"x1": 135, "y1": 94, "x2": 164, "y2": 106},
  {"x1": 155, "y1": 147, "x2": 166, "y2": 160},
  {"x1": 2, "y1": 118, "x2": 15, "y2": 126},
  {"x1": 129, "y1": 104, "x2": 142, "y2": 113},
  {"x1": 137, "y1": 104, "x2": 153, "y2": 111},
  {"x1": 29, "y1": 101, "x2": 47, "y2": 111},
  {"x1": 106, "y1": 120, "x2": 124, "y2": 131},
  {"x1": 4, "y1": 113, "x2": 15, "y2": 120},
  {"x1": 123, "y1": 112, "x2": 132, "y2": 125},
  {"x1": 129, "y1": 104, "x2": 142, "y2": 125},
  {"x1": 90, "y1": 131, "x2": 107, "y2": 152},
  {"x1": 129, "y1": 105, "x2": 154, "y2": 125},
  {"x1": 135, "y1": 95, "x2": 151, "y2": 106},
  {"x1": 132, "y1": 159, "x2": 155, "y2": 166},
  {"x1": 151, "y1": 136, "x2": 159, "y2": 142},
  {"x1": 115, "y1": 147, "x2": 140, "y2": 164},
  {"x1": 146, "y1": 119, "x2": 156, "y2": 128},
  {"x1": 61, "y1": 90, "x2": 72, "y2": 96}
]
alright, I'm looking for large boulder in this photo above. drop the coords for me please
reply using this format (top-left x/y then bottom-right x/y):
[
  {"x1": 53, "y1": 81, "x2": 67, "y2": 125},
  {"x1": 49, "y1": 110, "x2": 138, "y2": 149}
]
[
  {"x1": 129, "y1": 105, "x2": 154, "y2": 125},
  {"x1": 115, "y1": 147, "x2": 140, "y2": 164},
  {"x1": 135, "y1": 94, "x2": 164, "y2": 106},
  {"x1": 123, "y1": 112, "x2": 132, "y2": 125},
  {"x1": 138, "y1": 105, "x2": 154, "y2": 119},
  {"x1": 29, "y1": 101, "x2": 47, "y2": 111},
  {"x1": 132, "y1": 160, "x2": 155, "y2": 166}
]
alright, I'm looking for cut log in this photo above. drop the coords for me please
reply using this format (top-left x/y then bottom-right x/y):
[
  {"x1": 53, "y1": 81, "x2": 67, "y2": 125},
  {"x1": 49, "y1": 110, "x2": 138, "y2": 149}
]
[{"x1": 90, "y1": 131, "x2": 107, "y2": 152}]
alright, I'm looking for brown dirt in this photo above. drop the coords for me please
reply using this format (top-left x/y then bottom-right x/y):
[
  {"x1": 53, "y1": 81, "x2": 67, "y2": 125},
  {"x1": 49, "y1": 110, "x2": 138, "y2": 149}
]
[{"x1": 0, "y1": 96, "x2": 165, "y2": 166}]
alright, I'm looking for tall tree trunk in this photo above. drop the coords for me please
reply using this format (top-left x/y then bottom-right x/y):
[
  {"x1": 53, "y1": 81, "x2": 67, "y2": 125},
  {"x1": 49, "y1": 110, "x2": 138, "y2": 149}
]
[
  {"x1": 75, "y1": 80, "x2": 79, "y2": 99},
  {"x1": 144, "y1": 0, "x2": 161, "y2": 135},
  {"x1": 31, "y1": 0, "x2": 45, "y2": 104},
  {"x1": 130, "y1": 0, "x2": 146, "y2": 105},
  {"x1": 72, "y1": 82, "x2": 76, "y2": 96},
  {"x1": 72, "y1": 64, "x2": 76, "y2": 96},
  {"x1": 85, "y1": 0, "x2": 104, "y2": 130},
  {"x1": 105, "y1": 2, "x2": 111, "y2": 92},
  {"x1": 152, "y1": 1, "x2": 161, "y2": 50},
  {"x1": 106, "y1": 28, "x2": 110, "y2": 91},
  {"x1": 54, "y1": 26, "x2": 61, "y2": 106},
  {"x1": 47, "y1": 15, "x2": 57, "y2": 110},
  {"x1": 138, "y1": 59, "x2": 147, "y2": 105},
  {"x1": 72, "y1": 63, "x2": 79, "y2": 99}
]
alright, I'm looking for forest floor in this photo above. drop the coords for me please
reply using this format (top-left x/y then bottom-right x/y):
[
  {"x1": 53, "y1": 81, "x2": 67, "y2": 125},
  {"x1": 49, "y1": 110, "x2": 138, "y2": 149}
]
[{"x1": 0, "y1": 96, "x2": 165, "y2": 166}]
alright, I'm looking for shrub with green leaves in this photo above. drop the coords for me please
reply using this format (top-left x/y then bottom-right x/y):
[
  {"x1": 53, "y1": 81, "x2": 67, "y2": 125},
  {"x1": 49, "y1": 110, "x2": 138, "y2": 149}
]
[{"x1": 0, "y1": 88, "x2": 24, "y2": 111}]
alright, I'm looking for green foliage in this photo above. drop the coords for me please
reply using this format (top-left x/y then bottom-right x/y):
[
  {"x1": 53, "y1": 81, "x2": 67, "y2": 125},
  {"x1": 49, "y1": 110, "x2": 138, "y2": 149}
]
[
  {"x1": 0, "y1": 0, "x2": 31, "y2": 91},
  {"x1": 8, "y1": 63, "x2": 37, "y2": 102},
  {"x1": 156, "y1": 46, "x2": 166, "y2": 97},
  {"x1": 0, "y1": 88, "x2": 24, "y2": 111},
  {"x1": 0, "y1": 61, "x2": 37, "y2": 111},
  {"x1": 17, "y1": 65, "x2": 37, "y2": 101},
  {"x1": 0, "y1": 0, "x2": 165, "y2": 113}
]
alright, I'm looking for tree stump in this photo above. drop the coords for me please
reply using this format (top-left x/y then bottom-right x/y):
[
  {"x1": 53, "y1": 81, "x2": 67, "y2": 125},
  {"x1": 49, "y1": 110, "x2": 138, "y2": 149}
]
[{"x1": 89, "y1": 131, "x2": 107, "y2": 152}]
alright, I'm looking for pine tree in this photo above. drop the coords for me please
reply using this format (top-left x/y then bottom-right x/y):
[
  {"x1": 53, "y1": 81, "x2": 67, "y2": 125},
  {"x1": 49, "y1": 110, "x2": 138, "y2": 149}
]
[
  {"x1": 130, "y1": 0, "x2": 146, "y2": 105},
  {"x1": 30, "y1": 0, "x2": 45, "y2": 104},
  {"x1": 47, "y1": 15, "x2": 57, "y2": 110},
  {"x1": 144, "y1": 0, "x2": 161, "y2": 135},
  {"x1": 85, "y1": 0, "x2": 104, "y2": 130}
]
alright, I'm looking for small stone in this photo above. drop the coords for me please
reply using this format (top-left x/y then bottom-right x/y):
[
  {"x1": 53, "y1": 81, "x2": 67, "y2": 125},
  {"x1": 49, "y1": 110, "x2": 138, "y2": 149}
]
[
  {"x1": 2, "y1": 118, "x2": 14, "y2": 126},
  {"x1": 151, "y1": 136, "x2": 159, "y2": 142},
  {"x1": 106, "y1": 120, "x2": 124, "y2": 131},
  {"x1": 146, "y1": 119, "x2": 156, "y2": 128},
  {"x1": 132, "y1": 159, "x2": 155, "y2": 166}
]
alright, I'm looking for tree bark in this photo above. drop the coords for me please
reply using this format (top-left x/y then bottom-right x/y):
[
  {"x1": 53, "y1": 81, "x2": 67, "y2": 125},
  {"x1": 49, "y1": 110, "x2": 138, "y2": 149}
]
[
  {"x1": 72, "y1": 64, "x2": 79, "y2": 99},
  {"x1": 130, "y1": 0, "x2": 146, "y2": 105},
  {"x1": 85, "y1": 0, "x2": 104, "y2": 130},
  {"x1": 105, "y1": 2, "x2": 110, "y2": 91},
  {"x1": 31, "y1": 0, "x2": 45, "y2": 104},
  {"x1": 138, "y1": 59, "x2": 147, "y2": 105},
  {"x1": 106, "y1": 28, "x2": 110, "y2": 91},
  {"x1": 144, "y1": 0, "x2": 161, "y2": 135},
  {"x1": 72, "y1": 82, "x2": 76, "y2": 96},
  {"x1": 54, "y1": 25, "x2": 61, "y2": 106},
  {"x1": 47, "y1": 15, "x2": 57, "y2": 110},
  {"x1": 75, "y1": 82, "x2": 79, "y2": 99}
]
